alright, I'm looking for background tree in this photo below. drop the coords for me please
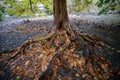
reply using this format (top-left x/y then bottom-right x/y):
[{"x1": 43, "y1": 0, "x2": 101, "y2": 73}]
[
  {"x1": 0, "y1": 0, "x2": 5, "y2": 20},
  {"x1": 40, "y1": 0, "x2": 53, "y2": 15},
  {"x1": 4, "y1": 0, "x2": 38, "y2": 16},
  {"x1": 4, "y1": 0, "x2": 53, "y2": 17},
  {"x1": 0, "y1": 7, "x2": 3, "y2": 20},
  {"x1": 74, "y1": 0, "x2": 93, "y2": 12},
  {"x1": 96, "y1": 0, "x2": 120, "y2": 14}
]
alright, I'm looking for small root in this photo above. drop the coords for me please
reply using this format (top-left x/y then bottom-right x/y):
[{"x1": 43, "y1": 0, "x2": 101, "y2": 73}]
[{"x1": 0, "y1": 31, "x2": 56, "y2": 61}]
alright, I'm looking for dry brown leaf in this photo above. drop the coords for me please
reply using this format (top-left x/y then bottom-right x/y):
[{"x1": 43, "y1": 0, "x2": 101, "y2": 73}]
[{"x1": 25, "y1": 60, "x2": 30, "y2": 66}]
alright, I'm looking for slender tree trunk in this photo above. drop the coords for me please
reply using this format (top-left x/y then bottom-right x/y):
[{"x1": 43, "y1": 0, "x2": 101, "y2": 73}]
[
  {"x1": 29, "y1": 0, "x2": 33, "y2": 12},
  {"x1": 53, "y1": 0, "x2": 69, "y2": 29}
]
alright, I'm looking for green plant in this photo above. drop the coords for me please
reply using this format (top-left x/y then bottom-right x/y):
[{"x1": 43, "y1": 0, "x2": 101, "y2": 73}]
[
  {"x1": 4, "y1": 0, "x2": 53, "y2": 17},
  {"x1": 0, "y1": 6, "x2": 4, "y2": 20},
  {"x1": 0, "y1": 10, "x2": 3, "y2": 21},
  {"x1": 96, "y1": 0, "x2": 120, "y2": 14},
  {"x1": 0, "y1": 6, "x2": 4, "y2": 13}
]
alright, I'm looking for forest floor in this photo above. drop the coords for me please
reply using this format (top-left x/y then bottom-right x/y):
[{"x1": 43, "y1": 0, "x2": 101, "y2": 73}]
[
  {"x1": 0, "y1": 15, "x2": 120, "y2": 53},
  {"x1": 0, "y1": 15, "x2": 120, "y2": 79}
]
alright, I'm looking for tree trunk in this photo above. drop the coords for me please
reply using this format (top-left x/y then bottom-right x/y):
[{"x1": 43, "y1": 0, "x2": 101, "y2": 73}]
[
  {"x1": 53, "y1": 0, "x2": 68, "y2": 29},
  {"x1": 29, "y1": 0, "x2": 33, "y2": 12}
]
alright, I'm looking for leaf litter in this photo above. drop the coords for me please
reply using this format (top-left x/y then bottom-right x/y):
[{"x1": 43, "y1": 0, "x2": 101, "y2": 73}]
[{"x1": 0, "y1": 19, "x2": 119, "y2": 80}]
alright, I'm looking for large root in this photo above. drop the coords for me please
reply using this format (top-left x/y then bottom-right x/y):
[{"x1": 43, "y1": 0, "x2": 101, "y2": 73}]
[
  {"x1": 38, "y1": 25, "x2": 112, "y2": 80},
  {"x1": 0, "y1": 24, "x2": 113, "y2": 80},
  {"x1": 0, "y1": 29, "x2": 56, "y2": 61}
]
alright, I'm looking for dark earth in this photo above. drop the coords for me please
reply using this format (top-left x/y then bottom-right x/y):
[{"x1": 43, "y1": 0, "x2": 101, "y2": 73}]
[
  {"x1": 0, "y1": 15, "x2": 120, "y2": 79},
  {"x1": 0, "y1": 15, "x2": 120, "y2": 53}
]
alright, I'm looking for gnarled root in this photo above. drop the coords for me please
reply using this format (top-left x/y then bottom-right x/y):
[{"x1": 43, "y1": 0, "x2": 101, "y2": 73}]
[
  {"x1": 0, "y1": 30, "x2": 56, "y2": 61},
  {"x1": 0, "y1": 24, "x2": 112, "y2": 80},
  {"x1": 38, "y1": 25, "x2": 112, "y2": 80}
]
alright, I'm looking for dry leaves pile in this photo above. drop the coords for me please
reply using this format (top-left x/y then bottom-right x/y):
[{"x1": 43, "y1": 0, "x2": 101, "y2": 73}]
[{"x1": 0, "y1": 29, "x2": 116, "y2": 80}]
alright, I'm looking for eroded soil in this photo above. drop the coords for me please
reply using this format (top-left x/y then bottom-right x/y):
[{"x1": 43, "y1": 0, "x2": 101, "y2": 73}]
[{"x1": 0, "y1": 15, "x2": 120, "y2": 80}]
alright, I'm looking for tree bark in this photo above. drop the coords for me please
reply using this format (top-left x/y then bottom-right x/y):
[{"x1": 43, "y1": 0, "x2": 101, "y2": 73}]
[
  {"x1": 29, "y1": 0, "x2": 33, "y2": 12},
  {"x1": 53, "y1": 0, "x2": 69, "y2": 29}
]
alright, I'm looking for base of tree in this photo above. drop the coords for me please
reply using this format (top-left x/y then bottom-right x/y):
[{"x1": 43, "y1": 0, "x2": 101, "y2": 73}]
[{"x1": 0, "y1": 24, "x2": 114, "y2": 80}]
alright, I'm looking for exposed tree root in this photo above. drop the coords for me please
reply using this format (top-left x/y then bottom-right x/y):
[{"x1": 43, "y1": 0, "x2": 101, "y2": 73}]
[
  {"x1": 0, "y1": 24, "x2": 113, "y2": 80},
  {"x1": 0, "y1": 29, "x2": 56, "y2": 61}
]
